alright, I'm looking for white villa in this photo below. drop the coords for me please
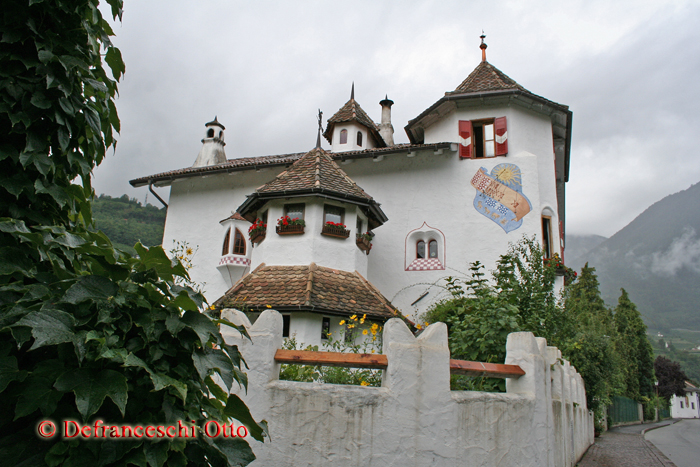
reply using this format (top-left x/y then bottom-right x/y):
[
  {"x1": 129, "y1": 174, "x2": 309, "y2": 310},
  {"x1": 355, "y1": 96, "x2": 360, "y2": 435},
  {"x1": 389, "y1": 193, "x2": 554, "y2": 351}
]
[
  {"x1": 670, "y1": 382, "x2": 700, "y2": 418},
  {"x1": 130, "y1": 38, "x2": 573, "y2": 346}
]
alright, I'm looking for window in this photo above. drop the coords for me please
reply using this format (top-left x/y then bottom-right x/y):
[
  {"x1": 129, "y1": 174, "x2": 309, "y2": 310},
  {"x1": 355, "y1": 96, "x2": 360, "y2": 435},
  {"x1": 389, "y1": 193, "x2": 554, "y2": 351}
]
[
  {"x1": 542, "y1": 216, "x2": 552, "y2": 259},
  {"x1": 321, "y1": 317, "x2": 330, "y2": 340},
  {"x1": 324, "y1": 205, "x2": 344, "y2": 224},
  {"x1": 356, "y1": 217, "x2": 363, "y2": 235},
  {"x1": 681, "y1": 401, "x2": 684, "y2": 409},
  {"x1": 261, "y1": 209, "x2": 268, "y2": 226},
  {"x1": 357, "y1": 131, "x2": 363, "y2": 146},
  {"x1": 284, "y1": 204, "x2": 305, "y2": 221},
  {"x1": 416, "y1": 240, "x2": 425, "y2": 259},
  {"x1": 339, "y1": 129, "x2": 348, "y2": 144},
  {"x1": 344, "y1": 324, "x2": 354, "y2": 344},
  {"x1": 207, "y1": 128, "x2": 214, "y2": 138},
  {"x1": 429, "y1": 240, "x2": 438, "y2": 258},
  {"x1": 222, "y1": 228, "x2": 231, "y2": 255},
  {"x1": 459, "y1": 117, "x2": 507, "y2": 159},
  {"x1": 282, "y1": 315, "x2": 290, "y2": 338},
  {"x1": 233, "y1": 228, "x2": 245, "y2": 255},
  {"x1": 693, "y1": 402, "x2": 696, "y2": 410}
]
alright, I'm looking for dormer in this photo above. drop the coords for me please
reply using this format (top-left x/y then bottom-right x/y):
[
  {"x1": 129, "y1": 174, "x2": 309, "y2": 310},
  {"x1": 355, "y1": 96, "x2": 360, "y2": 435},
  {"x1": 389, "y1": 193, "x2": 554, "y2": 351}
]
[
  {"x1": 323, "y1": 84, "x2": 387, "y2": 153},
  {"x1": 193, "y1": 117, "x2": 227, "y2": 167}
]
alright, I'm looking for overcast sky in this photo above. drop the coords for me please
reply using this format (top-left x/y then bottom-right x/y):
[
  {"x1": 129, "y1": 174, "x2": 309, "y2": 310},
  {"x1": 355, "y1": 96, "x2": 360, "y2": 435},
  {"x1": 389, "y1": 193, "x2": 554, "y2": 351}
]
[{"x1": 92, "y1": 0, "x2": 700, "y2": 238}]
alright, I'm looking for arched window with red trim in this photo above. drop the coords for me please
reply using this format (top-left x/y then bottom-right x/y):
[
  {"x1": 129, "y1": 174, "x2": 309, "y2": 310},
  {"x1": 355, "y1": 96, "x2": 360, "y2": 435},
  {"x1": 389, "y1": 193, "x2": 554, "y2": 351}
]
[
  {"x1": 233, "y1": 228, "x2": 246, "y2": 255},
  {"x1": 222, "y1": 228, "x2": 231, "y2": 256}
]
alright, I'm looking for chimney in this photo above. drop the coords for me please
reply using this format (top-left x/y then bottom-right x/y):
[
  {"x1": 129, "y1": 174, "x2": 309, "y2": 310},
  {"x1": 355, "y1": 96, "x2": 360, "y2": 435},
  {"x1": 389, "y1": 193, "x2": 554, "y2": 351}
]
[
  {"x1": 193, "y1": 117, "x2": 227, "y2": 167},
  {"x1": 378, "y1": 95, "x2": 394, "y2": 146}
]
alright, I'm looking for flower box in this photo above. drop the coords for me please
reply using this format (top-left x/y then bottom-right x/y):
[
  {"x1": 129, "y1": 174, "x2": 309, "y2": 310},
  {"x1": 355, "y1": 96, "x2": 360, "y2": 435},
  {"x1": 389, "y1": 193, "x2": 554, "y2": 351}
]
[
  {"x1": 250, "y1": 232, "x2": 266, "y2": 244},
  {"x1": 321, "y1": 223, "x2": 350, "y2": 239},
  {"x1": 276, "y1": 224, "x2": 305, "y2": 235},
  {"x1": 356, "y1": 235, "x2": 372, "y2": 253}
]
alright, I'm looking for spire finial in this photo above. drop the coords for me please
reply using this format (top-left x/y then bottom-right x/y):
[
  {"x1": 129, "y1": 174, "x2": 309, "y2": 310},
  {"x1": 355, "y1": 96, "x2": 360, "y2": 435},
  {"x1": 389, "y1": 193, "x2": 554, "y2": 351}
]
[
  {"x1": 480, "y1": 31, "x2": 487, "y2": 62},
  {"x1": 316, "y1": 109, "x2": 323, "y2": 149},
  {"x1": 351, "y1": 82, "x2": 355, "y2": 101}
]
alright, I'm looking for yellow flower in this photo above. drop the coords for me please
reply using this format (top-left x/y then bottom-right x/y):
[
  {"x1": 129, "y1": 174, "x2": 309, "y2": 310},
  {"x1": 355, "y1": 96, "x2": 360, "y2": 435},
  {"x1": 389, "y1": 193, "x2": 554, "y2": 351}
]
[
  {"x1": 266, "y1": 305, "x2": 272, "y2": 308},
  {"x1": 209, "y1": 305, "x2": 216, "y2": 310},
  {"x1": 360, "y1": 381, "x2": 369, "y2": 386},
  {"x1": 339, "y1": 320, "x2": 346, "y2": 325},
  {"x1": 350, "y1": 315, "x2": 357, "y2": 320},
  {"x1": 371, "y1": 329, "x2": 377, "y2": 336},
  {"x1": 416, "y1": 324, "x2": 422, "y2": 330},
  {"x1": 348, "y1": 324, "x2": 355, "y2": 329},
  {"x1": 186, "y1": 247, "x2": 193, "y2": 256},
  {"x1": 362, "y1": 329, "x2": 368, "y2": 335},
  {"x1": 371, "y1": 323, "x2": 379, "y2": 331},
  {"x1": 371, "y1": 349, "x2": 375, "y2": 354},
  {"x1": 360, "y1": 318, "x2": 365, "y2": 324},
  {"x1": 362, "y1": 314, "x2": 366, "y2": 320}
]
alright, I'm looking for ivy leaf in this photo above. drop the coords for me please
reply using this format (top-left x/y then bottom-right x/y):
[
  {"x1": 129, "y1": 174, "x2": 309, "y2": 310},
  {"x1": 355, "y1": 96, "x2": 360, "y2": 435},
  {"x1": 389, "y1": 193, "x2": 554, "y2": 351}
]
[
  {"x1": 192, "y1": 347, "x2": 233, "y2": 391},
  {"x1": 208, "y1": 437, "x2": 256, "y2": 467},
  {"x1": 54, "y1": 368, "x2": 127, "y2": 419},
  {"x1": 144, "y1": 441, "x2": 169, "y2": 467},
  {"x1": 0, "y1": 247, "x2": 34, "y2": 276},
  {"x1": 13, "y1": 309, "x2": 76, "y2": 350},
  {"x1": 62, "y1": 275, "x2": 118, "y2": 304},
  {"x1": 105, "y1": 47, "x2": 125, "y2": 80},
  {"x1": 223, "y1": 394, "x2": 268, "y2": 443},
  {"x1": 149, "y1": 373, "x2": 187, "y2": 402},
  {"x1": 0, "y1": 356, "x2": 27, "y2": 392},
  {"x1": 182, "y1": 311, "x2": 219, "y2": 346}
]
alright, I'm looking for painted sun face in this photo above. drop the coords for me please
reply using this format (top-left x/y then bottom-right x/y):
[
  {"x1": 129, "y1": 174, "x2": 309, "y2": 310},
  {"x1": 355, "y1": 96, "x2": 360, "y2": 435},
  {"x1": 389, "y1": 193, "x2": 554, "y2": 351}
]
[{"x1": 493, "y1": 163, "x2": 521, "y2": 188}]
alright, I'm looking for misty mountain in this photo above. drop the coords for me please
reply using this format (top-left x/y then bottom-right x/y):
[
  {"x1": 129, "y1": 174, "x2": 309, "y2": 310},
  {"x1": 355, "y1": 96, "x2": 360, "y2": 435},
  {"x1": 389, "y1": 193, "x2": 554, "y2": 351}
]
[
  {"x1": 570, "y1": 182, "x2": 700, "y2": 332},
  {"x1": 566, "y1": 234, "x2": 608, "y2": 270}
]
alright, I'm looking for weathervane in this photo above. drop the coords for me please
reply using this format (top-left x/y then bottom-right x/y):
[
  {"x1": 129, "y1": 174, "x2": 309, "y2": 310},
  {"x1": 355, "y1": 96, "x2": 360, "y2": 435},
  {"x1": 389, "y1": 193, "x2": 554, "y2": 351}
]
[{"x1": 316, "y1": 109, "x2": 323, "y2": 149}]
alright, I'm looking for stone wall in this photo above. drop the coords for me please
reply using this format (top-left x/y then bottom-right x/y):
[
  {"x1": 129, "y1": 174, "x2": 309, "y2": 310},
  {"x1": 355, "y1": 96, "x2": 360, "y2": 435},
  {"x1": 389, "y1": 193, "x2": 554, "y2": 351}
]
[{"x1": 222, "y1": 309, "x2": 594, "y2": 467}]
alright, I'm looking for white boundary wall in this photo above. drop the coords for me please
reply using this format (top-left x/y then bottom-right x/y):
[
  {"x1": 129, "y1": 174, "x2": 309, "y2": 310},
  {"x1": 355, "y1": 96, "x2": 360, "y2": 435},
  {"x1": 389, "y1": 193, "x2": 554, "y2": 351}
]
[{"x1": 222, "y1": 309, "x2": 594, "y2": 467}]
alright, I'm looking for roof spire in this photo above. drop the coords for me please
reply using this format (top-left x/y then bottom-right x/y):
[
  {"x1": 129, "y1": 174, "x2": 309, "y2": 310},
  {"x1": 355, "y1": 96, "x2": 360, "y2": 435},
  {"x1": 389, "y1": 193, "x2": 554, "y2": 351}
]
[
  {"x1": 480, "y1": 31, "x2": 487, "y2": 62},
  {"x1": 351, "y1": 82, "x2": 355, "y2": 101},
  {"x1": 316, "y1": 109, "x2": 323, "y2": 149}
]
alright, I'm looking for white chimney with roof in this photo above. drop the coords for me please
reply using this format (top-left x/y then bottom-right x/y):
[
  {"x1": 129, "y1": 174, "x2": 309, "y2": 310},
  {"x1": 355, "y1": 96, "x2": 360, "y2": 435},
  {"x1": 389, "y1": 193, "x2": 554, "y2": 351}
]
[
  {"x1": 378, "y1": 95, "x2": 394, "y2": 146},
  {"x1": 193, "y1": 117, "x2": 227, "y2": 167}
]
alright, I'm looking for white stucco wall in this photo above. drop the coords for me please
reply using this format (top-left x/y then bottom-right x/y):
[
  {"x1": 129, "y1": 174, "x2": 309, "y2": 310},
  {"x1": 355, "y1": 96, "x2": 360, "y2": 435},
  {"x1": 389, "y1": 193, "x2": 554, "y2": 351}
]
[
  {"x1": 249, "y1": 198, "x2": 368, "y2": 276},
  {"x1": 221, "y1": 309, "x2": 594, "y2": 467}
]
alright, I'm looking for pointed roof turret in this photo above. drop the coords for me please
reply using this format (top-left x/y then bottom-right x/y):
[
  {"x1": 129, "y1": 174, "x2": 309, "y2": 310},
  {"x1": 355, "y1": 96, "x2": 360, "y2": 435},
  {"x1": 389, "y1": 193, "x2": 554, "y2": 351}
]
[
  {"x1": 449, "y1": 60, "x2": 528, "y2": 95},
  {"x1": 323, "y1": 84, "x2": 385, "y2": 147},
  {"x1": 237, "y1": 147, "x2": 388, "y2": 228}
]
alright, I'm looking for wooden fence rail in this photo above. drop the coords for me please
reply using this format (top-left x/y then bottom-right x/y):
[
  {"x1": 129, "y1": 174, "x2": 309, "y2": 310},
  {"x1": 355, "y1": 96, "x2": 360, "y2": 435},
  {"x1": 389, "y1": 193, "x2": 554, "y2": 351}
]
[{"x1": 274, "y1": 349, "x2": 524, "y2": 379}]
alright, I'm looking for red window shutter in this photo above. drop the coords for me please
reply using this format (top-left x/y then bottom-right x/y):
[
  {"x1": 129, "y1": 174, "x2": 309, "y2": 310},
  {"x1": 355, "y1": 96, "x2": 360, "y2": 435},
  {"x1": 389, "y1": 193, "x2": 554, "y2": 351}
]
[
  {"x1": 458, "y1": 120, "x2": 473, "y2": 159},
  {"x1": 494, "y1": 116, "x2": 508, "y2": 156}
]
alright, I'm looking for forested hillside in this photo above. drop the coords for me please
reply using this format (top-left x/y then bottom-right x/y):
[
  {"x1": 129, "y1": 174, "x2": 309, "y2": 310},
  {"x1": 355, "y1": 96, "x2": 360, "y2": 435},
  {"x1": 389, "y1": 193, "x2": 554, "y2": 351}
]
[{"x1": 92, "y1": 194, "x2": 166, "y2": 248}]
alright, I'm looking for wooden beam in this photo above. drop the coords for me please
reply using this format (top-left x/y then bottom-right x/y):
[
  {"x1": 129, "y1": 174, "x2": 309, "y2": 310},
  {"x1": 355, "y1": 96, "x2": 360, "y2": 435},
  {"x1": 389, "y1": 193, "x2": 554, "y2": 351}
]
[
  {"x1": 274, "y1": 349, "x2": 388, "y2": 370},
  {"x1": 449, "y1": 359, "x2": 525, "y2": 379}
]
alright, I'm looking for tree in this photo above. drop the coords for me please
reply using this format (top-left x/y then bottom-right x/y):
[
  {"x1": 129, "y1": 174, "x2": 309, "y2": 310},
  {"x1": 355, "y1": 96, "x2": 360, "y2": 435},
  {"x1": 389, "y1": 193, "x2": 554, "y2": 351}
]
[
  {"x1": 654, "y1": 356, "x2": 688, "y2": 402},
  {"x1": 561, "y1": 264, "x2": 623, "y2": 417},
  {"x1": 0, "y1": 1, "x2": 263, "y2": 465},
  {"x1": 613, "y1": 288, "x2": 655, "y2": 401}
]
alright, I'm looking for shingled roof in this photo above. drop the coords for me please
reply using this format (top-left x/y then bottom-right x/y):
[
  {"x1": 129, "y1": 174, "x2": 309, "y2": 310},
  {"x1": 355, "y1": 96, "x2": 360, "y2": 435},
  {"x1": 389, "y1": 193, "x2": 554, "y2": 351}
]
[
  {"x1": 213, "y1": 263, "x2": 399, "y2": 320},
  {"x1": 323, "y1": 97, "x2": 385, "y2": 147},
  {"x1": 449, "y1": 60, "x2": 528, "y2": 95},
  {"x1": 256, "y1": 147, "x2": 371, "y2": 199},
  {"x1": 237, "y1": 147, "x2": 388, "y2": 228}
]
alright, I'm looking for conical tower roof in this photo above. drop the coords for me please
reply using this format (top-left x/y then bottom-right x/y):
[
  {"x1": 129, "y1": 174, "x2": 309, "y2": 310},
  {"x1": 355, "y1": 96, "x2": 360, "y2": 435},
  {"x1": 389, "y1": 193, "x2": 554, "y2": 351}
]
[
  {"x1": 449, "y1": 60, "x2": 528, "y2": 95},
  {"x1": 237, "y1": 147, "x2": 387, "y2": 228},
  {"x1": 323, "y1": 87, "x2": 385, "y2": 147}
]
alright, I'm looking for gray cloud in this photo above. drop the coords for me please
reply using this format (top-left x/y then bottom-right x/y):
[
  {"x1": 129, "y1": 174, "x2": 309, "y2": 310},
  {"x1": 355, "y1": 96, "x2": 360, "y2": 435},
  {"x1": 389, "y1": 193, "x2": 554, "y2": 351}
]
[{"x1": 92, "y1": 0, "x2": 700, "y2": 238}]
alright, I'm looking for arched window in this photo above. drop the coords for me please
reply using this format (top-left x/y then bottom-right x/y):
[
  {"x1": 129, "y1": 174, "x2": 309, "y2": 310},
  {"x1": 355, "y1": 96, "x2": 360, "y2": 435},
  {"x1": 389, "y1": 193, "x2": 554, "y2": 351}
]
[
  {"x1": 357, "y1": 131, "x2": 363, "y2": 146},
  {"x1": 218, "y1": 130, "x2": 223, "y2": 139},
  {"x1": 207, "y1": 128, "x2": 215, "y2": 138},
  {"x1": 339, "y1": 129, "x2": 348, "y2": 144},
  {"x1": 429, "y1": 240, "x2": 438, "y2": 258},
  {"x1": 233, "y1": 228, "x2": 246, "y2": 255},
  {"x1": 416, "y1": 240, "x2": 425, "y2": 259},
  {"x1": 222, "y1": 228, "x2": 231, "y2": 255}
]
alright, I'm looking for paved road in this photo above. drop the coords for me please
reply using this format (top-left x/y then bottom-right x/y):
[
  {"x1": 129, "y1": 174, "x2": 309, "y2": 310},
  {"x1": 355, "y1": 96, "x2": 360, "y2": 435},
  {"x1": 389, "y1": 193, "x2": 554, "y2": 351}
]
[{"x1": 646, "y1": 419, "x2": 700, "y2": 467}]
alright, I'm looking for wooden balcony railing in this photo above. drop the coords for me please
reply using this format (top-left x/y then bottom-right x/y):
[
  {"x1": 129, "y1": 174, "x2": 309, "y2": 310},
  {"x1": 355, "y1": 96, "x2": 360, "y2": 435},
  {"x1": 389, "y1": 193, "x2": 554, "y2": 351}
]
[{"x1": 274, "y1": 349, "x2": 524, "y2": 379}]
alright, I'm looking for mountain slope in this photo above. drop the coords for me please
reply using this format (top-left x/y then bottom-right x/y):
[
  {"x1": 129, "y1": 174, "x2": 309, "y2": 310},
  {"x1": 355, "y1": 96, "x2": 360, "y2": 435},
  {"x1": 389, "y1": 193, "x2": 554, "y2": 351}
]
[
  {"x1": 92, "y1": 194, "x2": 166, "y2": 248},
  {"x1": 573, "y1": 182, "x2": 700, "y2": 331}
]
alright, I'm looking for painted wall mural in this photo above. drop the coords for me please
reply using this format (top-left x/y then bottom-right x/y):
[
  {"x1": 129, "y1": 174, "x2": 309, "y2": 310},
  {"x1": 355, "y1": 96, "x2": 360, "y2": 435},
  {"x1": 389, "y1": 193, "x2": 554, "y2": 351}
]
[{"x1": 471, "y1": 163, "x2": 531, "y2": 233}]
